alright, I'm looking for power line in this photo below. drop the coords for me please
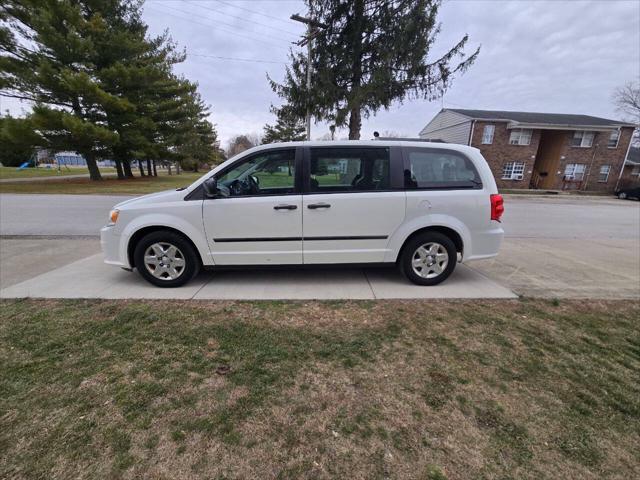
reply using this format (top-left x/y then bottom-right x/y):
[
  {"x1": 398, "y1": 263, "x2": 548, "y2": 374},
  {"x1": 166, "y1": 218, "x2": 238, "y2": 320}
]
[
  {"x1": 189, "y1": 53, "x2": 286, "y2": 64},
  {"x1": 149, "y1": 3, "x2": 292, "y2": 44},
  {"x1": 213, "y1": 0, "x2": 298, "y2": 26},
  {"x1": 171, "y1": 0, "x2": 299, "y2": 37},
  {"x1": 146, "y1": 4, "x2": 291, "y2": 49}
]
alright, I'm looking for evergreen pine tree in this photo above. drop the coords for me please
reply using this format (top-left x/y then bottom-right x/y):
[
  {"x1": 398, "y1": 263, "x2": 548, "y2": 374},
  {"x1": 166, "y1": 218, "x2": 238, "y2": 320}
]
[
  {"x1": 270, "y1": 0, "x2": 479, "y2": 139},
  {"x1": 262, "y1": 105, "x2": 306, "y2": 144}
]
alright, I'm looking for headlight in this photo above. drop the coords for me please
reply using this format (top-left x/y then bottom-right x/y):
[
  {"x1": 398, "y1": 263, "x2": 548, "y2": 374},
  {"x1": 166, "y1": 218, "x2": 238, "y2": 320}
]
[{"x1": 108, "y1": 209, "x2": 119, "y2": 225}]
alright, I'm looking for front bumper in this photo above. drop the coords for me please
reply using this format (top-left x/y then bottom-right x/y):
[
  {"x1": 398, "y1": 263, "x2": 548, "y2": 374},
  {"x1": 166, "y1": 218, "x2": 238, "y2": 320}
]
[{"x1": 100, "y1": 225, "x2": 128, "y2": 268}]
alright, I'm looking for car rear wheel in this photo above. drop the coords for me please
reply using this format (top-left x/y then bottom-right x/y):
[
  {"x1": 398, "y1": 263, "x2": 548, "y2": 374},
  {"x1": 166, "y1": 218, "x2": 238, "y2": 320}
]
[
  {"x1": 134, "y1": 231, "x2": 200, "y2": 287},
  {"x1": 618, "y1": 192, "x2": 628, "y2": 200},
  {"x1": 399, "y1": 232, "x2": 457, "y2": 286}
]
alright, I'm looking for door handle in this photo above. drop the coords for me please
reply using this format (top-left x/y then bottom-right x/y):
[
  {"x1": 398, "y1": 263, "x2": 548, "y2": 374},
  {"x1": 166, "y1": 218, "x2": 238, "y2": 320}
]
[
  {"x1": 307, "y1": 203, "x2": 331, "y2": 209},
  {"x1": 273, "y1": 204, "x2": 297, "y2": 210}
]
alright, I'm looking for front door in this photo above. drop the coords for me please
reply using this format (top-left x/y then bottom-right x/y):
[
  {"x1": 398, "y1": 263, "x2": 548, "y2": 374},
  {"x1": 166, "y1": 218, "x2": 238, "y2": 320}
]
[
  {"x1": 302, "y1": 146, "x2": 405, "y2": 264},
  {"x1": 202, "y1": 148, "x2": 303, "y2": 265}
]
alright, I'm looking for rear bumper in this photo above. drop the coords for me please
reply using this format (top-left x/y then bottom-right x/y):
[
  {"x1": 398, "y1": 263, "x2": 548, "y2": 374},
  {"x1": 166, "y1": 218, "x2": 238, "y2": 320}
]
[
  {"x1": 100, "y1": 225, "x2": 128, "y2": 268},
  {"x1": 465, "y1": 225, "x2": 504, "y2": 261}
]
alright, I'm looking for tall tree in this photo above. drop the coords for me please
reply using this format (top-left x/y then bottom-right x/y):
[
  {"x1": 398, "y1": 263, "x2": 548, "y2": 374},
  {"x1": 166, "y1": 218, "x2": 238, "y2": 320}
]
[
  {"x1": 92, "y1": 1, "x2": 172, "y2": 178},
  {"x1": 1, "y1": 1, "x2": 218, "y2": 180},
  {"x1": 0, "y1": 114, "x2": 39, "y2": 166},
  {"x1": 270, "y1": 0, "x2": 479, "y2": 139},
  {"x1": 0, "y1": 0, "x2": 131, "y2": 180},
  {"x1": 155, "y1": 77, "x2": 219, "y2": 172},
  {"x1": 262, "y1": 105, "x2": 306, "y2": 144}
]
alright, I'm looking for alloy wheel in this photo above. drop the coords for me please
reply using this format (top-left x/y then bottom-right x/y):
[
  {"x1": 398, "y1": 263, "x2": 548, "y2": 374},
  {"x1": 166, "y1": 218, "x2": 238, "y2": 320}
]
[
  {"x1": 143, "y1": 242, "x2": 186, "y2": 281},
  {"x1": 411, "y1": 242, "x2": 449, "y2": 279}
]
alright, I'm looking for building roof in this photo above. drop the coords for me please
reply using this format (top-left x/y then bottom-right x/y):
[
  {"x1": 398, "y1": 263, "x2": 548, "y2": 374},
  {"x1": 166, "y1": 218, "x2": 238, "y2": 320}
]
[{"x1": 446, "y1": 108, "x2": 635, "y2": 128}]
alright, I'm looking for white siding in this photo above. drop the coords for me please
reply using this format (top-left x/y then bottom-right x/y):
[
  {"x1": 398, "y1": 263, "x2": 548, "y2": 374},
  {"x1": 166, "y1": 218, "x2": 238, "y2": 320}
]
[{"x1": 419, "y1": 110, "x2": 473, "y2": 145}]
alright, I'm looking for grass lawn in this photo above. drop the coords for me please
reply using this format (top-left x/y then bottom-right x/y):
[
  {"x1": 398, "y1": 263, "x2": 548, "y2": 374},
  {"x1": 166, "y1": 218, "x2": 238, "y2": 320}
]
[
  {"x1": 0, "y1": 166, "x2": 117, "y2": 180},
  {"x1": 0, "y1": 171, "x2": 203, "y2": 195},
  {"x1": 1, "y1": 298, "x2": 638, "y2": 479}
]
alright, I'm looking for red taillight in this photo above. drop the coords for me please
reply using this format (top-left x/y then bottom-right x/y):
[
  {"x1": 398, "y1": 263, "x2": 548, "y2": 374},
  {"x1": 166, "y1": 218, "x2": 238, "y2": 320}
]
[{"x1": 490, "y1": 194, "x2": 504, "y2": 222}]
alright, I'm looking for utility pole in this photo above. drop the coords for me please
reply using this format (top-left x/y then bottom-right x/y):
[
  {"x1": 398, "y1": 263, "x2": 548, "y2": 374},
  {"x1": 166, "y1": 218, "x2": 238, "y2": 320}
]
[{"x1": 291, "y1": 10, "x2": 327, "y2": 140}]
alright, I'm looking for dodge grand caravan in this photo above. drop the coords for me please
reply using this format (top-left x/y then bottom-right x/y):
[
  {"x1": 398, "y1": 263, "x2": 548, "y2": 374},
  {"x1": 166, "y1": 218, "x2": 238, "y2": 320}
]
[{"x1": 101, "y1": 141, "x2": 504, "y2": 287}]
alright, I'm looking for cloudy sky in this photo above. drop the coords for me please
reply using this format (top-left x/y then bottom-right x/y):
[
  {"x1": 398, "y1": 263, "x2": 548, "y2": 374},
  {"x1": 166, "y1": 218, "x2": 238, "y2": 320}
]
[{"x1": 3, "y1": 0, "x2": 639, "y2": 148}]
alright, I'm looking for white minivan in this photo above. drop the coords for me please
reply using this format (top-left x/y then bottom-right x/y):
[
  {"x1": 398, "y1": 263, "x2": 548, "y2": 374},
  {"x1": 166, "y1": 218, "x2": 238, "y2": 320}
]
[{"x1": 101, "y1": 141, "x2": 504, "y2": 287}]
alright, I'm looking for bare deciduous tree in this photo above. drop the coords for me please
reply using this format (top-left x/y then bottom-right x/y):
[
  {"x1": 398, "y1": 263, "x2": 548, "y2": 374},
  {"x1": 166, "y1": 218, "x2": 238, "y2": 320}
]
[
  {"x1": 227, "y1": 134, "x2": 261, "y2": 157},
  {"x1": 613, "y1": 81, "x2": 640, "y2": 124}
]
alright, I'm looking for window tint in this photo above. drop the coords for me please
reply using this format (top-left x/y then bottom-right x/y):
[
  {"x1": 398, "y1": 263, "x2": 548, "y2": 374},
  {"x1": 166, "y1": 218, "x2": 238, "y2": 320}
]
[
  {"x1": 309, "y1": 148, "x2": 390, "y2": 192},
  {"x1": 216, "y1": 149, "x2": 296, "y2": 197},
  {"x1": 404, "y1": 149, "x2": 481, "y2": 189}
]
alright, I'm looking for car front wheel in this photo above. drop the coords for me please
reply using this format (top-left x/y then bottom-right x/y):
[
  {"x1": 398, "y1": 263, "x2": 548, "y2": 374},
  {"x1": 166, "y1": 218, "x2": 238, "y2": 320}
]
[
  {"x1": 399, "y1": 232, "x2": 457, "y2": 286},
  {"x1": 133, "y1": 231, "x2": 200, "y2": 287},
  {"x1": 618, "y1": 192, "x2": 628, "y2": 200}
]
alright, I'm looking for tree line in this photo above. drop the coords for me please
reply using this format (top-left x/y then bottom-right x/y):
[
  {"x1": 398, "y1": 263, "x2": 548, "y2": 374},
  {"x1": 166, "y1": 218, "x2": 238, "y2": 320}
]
[
  {"x1": 0, "y1": 0, "x2": 219, "y2": 180},
  {"x1": 2, "y1": 0, "x2": 483, "y2": 178}
]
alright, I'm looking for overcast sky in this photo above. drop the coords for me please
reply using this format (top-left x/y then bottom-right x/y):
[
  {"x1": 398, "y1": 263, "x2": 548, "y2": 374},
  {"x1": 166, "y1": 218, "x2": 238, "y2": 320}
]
[{"x1": 3, "y1": 0, "x2": 639, "y2": 148}]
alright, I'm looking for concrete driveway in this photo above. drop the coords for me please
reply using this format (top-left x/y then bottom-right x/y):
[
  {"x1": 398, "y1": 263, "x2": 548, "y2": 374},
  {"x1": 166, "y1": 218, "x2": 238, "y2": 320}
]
[
  {"x1": 1, "y1": 193, "x2": 638, "y2": 299},
  {"x1": 0, "y1": 251, "x2": 515, "y2": 300}
]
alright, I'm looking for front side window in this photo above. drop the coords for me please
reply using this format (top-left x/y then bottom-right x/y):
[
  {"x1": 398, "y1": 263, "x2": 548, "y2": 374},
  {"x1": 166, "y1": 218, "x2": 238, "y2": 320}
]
[
  {"x1": 598, "y1": 165, "x2": 611, "y2": 182},
  {"x1": 481, "y1": 124, "x2": 495, "y2": 144},
  {"x1": 508, "y1": 129, "x2": 532, "y2": 146},
  {"x1": 571, "y1": 131, "x2": 595, "y2": 148},
  {"x1": 404, "y1": 149, "x2": 481, "y2": 189},
  {"x1": 608, "y1": 130, "x2": 620, "y2": 148},
  {"x1": 216, "y1": 149, "x2": 296, "y2": 197},
  {"x1": 502, "y1": 161, "x2": 525, "y2": 180},
  {"x1": 309, "y1": 147, "x2": 390, "y2": 192},
  {"x1": 564, "y1": 163, "x2": 586, "y2": 181}
]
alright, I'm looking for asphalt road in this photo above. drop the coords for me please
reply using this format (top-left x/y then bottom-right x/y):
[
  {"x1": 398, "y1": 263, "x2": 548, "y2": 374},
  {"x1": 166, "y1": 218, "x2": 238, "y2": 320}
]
[
  {"x1": 1, "y1": 193, "x2": 639, "y2": 238},
  {"x1": 0, "y1": 193, "x2": 129, "y2": 236}
]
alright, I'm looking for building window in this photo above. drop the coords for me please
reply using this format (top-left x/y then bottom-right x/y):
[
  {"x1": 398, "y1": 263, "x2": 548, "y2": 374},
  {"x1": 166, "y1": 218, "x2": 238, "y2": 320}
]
[
  {"x1": 571, "y1": 131, "x2": 595, "y2": 148},
  {"x1": 607, "y1": 130, "x2": 620, "y2": 148},
  {"x1": 508, "y1": 129, "x2": 532, "y2": 146},
  {"x1": 481, "y1": 124, "x2": 495, "y2": 144},
  {"x1": 598, "y1": 165, "x2": 611, "y2": 182},
  {"x1": 564, "y1": 163, "x2": 586, "y2": 181},
  {"x1": 502, "y1": 161, "x2": 525, "y2": 180}
]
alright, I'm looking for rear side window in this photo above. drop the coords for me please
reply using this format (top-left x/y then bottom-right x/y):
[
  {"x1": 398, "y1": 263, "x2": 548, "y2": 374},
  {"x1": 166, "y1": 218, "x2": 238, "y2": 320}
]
[
  {"x1": 309, "y1": 147, "x2": 390, "y2": 192},
  {"x1": 404, "y1": 148, "x2": 482, "y2": 190}
]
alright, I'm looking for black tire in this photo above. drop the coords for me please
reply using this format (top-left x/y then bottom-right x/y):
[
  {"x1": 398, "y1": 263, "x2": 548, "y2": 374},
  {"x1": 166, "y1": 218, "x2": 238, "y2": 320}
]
[
  {"x1": 399, "y1": 231, "x2": 457, "y2": 286},
  {"x1": 618, "y1": 192, "x2": 627, "y2": 200},
  {"x1": 133, "y1": 230, "x2": 200, "y2": 288}
]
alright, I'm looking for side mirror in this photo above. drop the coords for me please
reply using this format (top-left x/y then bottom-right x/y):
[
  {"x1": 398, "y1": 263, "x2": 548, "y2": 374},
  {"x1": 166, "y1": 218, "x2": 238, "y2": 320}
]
[{"x1": 202, "y1": 177, "x2": 218, "y2": 198}]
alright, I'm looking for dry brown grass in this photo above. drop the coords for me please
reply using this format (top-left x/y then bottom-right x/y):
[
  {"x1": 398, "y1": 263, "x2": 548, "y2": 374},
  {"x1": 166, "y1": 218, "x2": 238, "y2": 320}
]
[{"x1": 1, "y1": 298, "x2": 638, "y2": 479}]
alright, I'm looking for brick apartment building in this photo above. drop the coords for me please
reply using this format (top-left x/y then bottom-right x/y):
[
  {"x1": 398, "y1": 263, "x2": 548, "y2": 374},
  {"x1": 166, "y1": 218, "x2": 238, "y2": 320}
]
[
  {"x1": 619, "y1": 146, "x2": 640, "y2": 189},
  {"x1": 419, "y1": 109, "x2": 636, "y2": 192}
]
